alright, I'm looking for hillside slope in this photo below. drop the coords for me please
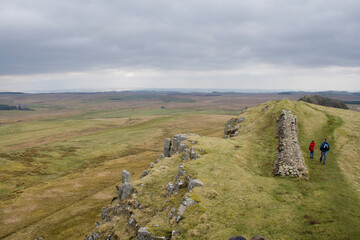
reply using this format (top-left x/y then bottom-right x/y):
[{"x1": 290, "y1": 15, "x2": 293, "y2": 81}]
[{"x1": 87, "y1": 100, "x2": 360, "y2": 240}]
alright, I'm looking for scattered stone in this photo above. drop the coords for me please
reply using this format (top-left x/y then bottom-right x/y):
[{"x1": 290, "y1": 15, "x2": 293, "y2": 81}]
[
  {"x1": 140, "y1": 170, "x2": 149, "y2": 178},
  {"x1": 176, "y1": 204, "x2": 187, "y2": 223},
  {"x1": 188, "y1": 179, "x2": 204, "y2": 191},
  {"x1": 137, "y1": 227, "x2": 166, "y2": 240},
  {"x1": 174, "y1": 180, "x2": 185, "y2": 192},
  {"x1": 149, "y1": 162, "x2": 154, "y2": 168},
  {"x1": 224, "y1": 117, "x2": 244, "y2": 138},
  {"x1": 126, "y1": 213, "x2": 136, "y2": 229},
  {"x1": 170, "y1": 134, "x2": 188, "y2": 154},
  {"x1": 88, "y1": 232, "x2": 100, "y2": 240},
  {"x1": 182, "y1": 148, "x2": 190, "y2": 160},
  {"x1": 163, "y1": 138, "x2": 171, "y2": 157},
  {"x1": 190, "y1": 147, "x2": 200, "y2": 159},
  {"x1": 120, "y1": 182, "x2": 133, "y2": 200},
  {"x1": 175, "y1": 165, "x2": 186, "y2": 181},
  {"x1": 176, "y1": 197, "x2": 197, "y2": 222},
  {"x1": 101, "y1": 207, "x2": 108, "y2": 220},
  {"x1": 169, "y1": 207, "x2": 176, "y2": 219},
  {"x1": 182, "y1": 197, "x2": 196, "y2": 207},
  {"x1": 236, "y1": 117, "x2": 245, "y2": 123},
  {"x1": 121, "y1": 170, "x2": 131, "y2": 184},
  {"x1": 167, "y1": 182, "x2": 174, "y2": 195}
]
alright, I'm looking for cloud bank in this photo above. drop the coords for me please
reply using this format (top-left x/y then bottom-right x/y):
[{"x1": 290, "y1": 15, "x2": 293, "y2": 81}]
[{"x1": 1, "y1": 0, "x2": 359, "y2": 91}]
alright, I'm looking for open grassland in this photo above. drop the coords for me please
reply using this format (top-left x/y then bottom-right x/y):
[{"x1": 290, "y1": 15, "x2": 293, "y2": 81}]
[
  {"x1": 106, "y1": 99, "x2": 360, "y2": 240},
  {"x1": 0, "y1": 92, "x2": 247, "y2": 239},
  {"x1": 1, "y1": 93, "x2": 359, "y2": 239}
]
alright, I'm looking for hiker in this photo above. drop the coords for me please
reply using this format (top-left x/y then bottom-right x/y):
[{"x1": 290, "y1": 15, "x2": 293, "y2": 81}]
[
  {"x1": 309, "y1": 140, "x2": 316, "y2": 158},
  {"x1": 319, "y1": 138, "x2": 330, "y2": 165}
]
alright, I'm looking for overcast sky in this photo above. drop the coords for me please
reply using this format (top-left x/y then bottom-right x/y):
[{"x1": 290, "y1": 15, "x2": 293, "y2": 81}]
[{"x1": 1, "y1": 0, "x2": 359, "y2": 92}]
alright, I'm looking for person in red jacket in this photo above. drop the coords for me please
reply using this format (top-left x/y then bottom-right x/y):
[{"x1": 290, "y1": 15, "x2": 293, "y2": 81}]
[{"x1": 309, "y1": 140, "x2": 316, "y2": 158}]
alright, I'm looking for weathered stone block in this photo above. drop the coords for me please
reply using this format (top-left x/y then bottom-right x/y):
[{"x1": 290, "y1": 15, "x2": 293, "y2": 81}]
[{"x1": 121, "y1": 169, "x2": 131, "y2": 184}]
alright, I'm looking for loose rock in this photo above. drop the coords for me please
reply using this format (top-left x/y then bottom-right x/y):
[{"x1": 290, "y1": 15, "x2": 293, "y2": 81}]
[
  {"x1": 140, "y1": 170, "x2": 149, "y2": 178},
  {"x1": 163, "y1": 138, "x2": 171, "y2": 157},
  {"x1": 188, "y1": 179, "x2": 204, "y2": 191}
]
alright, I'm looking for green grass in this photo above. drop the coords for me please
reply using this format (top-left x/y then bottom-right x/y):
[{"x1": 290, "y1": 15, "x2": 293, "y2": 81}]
[{"x1": 110, "y1": 100, "x2": 360, "y2": 240}]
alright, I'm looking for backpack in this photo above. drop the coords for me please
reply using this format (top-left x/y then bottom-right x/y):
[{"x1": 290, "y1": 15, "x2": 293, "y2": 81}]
[{"x1": 323, "y1": 143, "x2": 329, "y2": 151}]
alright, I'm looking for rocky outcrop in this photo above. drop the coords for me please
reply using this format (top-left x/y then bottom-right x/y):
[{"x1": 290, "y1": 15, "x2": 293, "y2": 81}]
[
  {"x1": 163, "y1": 138, "x2": 171, "y2": 157},
  {"x1": 117, "y1": 170, "x2": 133, "y2": 200},
  {"x1": 274, "y1": 110, "x2": 308, "y2": 178},
  {"x1": 188, "y1": 178, "x2": 204, "y2": 192},
  {"x1": 170, "y1": 134, "x2": 188, "y2": 155},
  {"x1": 86, "y1": 170, "x2": 136, "y2": 239},
  {"x1": 140, "y1": 170, "x2": 149, "y2": 178},
  {"x1": 121, "y1": 170, "x2": 131, "y2": 183},
  {"x1": 86, "y1": 134, "x2": 205, "y2": 240},
  {"x1": 224, "y1": 117, "x2": 244, "y2": 138},
  {"x1": 162, "y1": 134, "x2": 200, "y2": 161},
  {"x1": 137, "y1": 228, "x2": 166, "y2": 240}
]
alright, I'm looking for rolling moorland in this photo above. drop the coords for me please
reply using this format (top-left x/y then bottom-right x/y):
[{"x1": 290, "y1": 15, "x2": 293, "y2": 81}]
[{"x1": 0, "y1": 91, "x2": 359, "y2": 239}]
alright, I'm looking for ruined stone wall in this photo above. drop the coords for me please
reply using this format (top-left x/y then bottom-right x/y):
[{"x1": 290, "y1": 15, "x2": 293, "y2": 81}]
[
  {"x1": 224, "y1": 116, "x2": 244, "y2": 138},
  {"x1": 274, "y1": 110, "x2": 308, "y2": 178}
]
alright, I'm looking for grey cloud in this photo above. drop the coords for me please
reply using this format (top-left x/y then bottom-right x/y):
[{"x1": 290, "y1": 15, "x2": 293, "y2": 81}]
[{"x1": 0, "y1": 0, "x2": 359, "y2": 75}]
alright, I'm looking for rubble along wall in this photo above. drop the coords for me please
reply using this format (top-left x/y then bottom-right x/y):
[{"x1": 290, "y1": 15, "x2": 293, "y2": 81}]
[{"x1": 274, "y1": 110, "x2": 308, "y2": 178}]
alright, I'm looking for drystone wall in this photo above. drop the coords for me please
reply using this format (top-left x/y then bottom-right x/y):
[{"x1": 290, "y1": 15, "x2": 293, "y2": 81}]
[{"x1": 274, "y1": 110, "x2": 308, "y2": 178}]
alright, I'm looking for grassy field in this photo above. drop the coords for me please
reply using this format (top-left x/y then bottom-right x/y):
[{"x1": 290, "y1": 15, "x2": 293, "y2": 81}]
[
  {"x1": 0, "y1": 92, "x2": 245, "y2": 239},
  {"x1": 1, "y1": 92, "x2": 359, "y2": 239},
  {"x1": 95, "y1": 99, "x2": 360, "y2": 240}
]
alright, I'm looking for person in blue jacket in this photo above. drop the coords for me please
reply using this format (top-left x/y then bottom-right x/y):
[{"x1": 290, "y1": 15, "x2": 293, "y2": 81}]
[{"x1": 319, "y1": 138, "x2": 330, "y2": 165}]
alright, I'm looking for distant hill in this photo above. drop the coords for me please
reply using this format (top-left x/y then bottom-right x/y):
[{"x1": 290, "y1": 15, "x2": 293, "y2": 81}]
[
  {"x1": 0, "y1": 92, "x2": 24, "y2": 94},
  {"x1": 299, "y1": 95, "x2": 349, "y2": 109},
  {"x1": 0, "y1": 104, "x2": 32, "y2": 111}
]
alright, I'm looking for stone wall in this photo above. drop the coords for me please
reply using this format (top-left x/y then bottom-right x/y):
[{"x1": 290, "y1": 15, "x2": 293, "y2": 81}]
[
  {"x1": 274, "y1": 110, "x2": 308, "y2": 178},
  {"x1": 224, "y1": 116, "x2": 244, "y2": 138}
]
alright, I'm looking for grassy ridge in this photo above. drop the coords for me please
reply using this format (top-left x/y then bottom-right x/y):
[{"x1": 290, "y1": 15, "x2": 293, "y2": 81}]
[
  {"x1": 114, "y1": 100, "x2": 360, "y2": 240},
  {"x1": 185, "y1": 100, "x2": 360, "y2": 239}
]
